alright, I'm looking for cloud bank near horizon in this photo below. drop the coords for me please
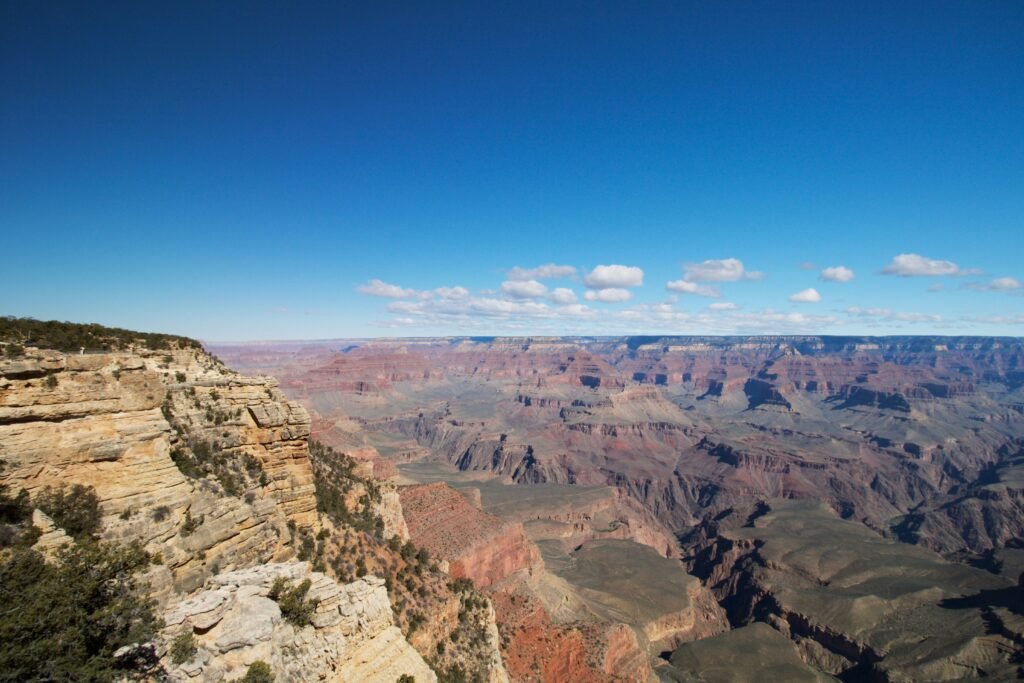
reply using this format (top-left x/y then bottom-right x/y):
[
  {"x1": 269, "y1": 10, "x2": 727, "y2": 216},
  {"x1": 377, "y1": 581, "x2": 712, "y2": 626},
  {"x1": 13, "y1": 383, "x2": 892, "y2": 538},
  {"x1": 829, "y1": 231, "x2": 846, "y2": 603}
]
[{"x1": 354, "y1": 254, "x2": 1023, "y2": 335}]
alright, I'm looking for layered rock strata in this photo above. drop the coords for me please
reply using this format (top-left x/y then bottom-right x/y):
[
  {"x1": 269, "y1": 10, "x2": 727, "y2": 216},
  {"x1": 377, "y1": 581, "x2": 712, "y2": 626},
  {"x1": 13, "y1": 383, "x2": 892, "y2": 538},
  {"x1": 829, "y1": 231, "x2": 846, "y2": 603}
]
[
  {"x1": 399, "y1": 482, "x2": 542, "y2": 587},
  {"x1": 163, "y1": 562, "x2": 436, "y2": 682},
  {"x1": 0, "y1": 345, "x2": 435, "y2": 681}
]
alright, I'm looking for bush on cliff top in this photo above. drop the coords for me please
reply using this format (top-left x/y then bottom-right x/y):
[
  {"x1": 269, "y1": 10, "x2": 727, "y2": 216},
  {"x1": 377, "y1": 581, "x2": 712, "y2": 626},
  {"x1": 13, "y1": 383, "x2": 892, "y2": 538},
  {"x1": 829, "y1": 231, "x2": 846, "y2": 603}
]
[
  {"x1": 268, "y1": 576, "x2": 316, "y2": 627},
  {"x1": 0, "y1": 315, "x2": 200, "y2": 353}
]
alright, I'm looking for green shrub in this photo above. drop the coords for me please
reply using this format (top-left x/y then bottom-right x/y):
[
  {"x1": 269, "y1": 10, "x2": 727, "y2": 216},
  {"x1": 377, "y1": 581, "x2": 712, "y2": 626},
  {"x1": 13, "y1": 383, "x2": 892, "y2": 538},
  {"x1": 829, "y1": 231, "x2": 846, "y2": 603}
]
[
  {"x1": 34, "y1": 484, "x2": 102, "y2": 540},
  {"x1": 170, "y1": 632, "x2": 197, "y2": 664},
  {"x1": 0, "y1": 484, "x2": 34, "y2": 548},
  {"x1": 240, "y1": 660, "x2": 274, "y2": 683},
  {"x1": 440, "y1": 667, "x2": 471, "y2": 683},
  {"x1": 44, "y1": 374, "x2": 58, "y2": 389},
  {"x1": 0, "y1": 484, "x2": 30, "y2": 525},
  {"x1": 180, "y1": 509, "x2": 202, "y2": 536},
  {"x1": 436, "y1": 664, "x2": 468, "y2": 683},
  {"x1": 169, "y1": 439, "x2": 263, "y2": 499},
  {"x1": 297, "y1": 532, "x2": 315, "y2": 561},
  {"x1": 268, "y1": 577, "x2": 315, "y2": 627},
  {"x1": 0, "y1": 541, "x2": 159, "y2": 680}
]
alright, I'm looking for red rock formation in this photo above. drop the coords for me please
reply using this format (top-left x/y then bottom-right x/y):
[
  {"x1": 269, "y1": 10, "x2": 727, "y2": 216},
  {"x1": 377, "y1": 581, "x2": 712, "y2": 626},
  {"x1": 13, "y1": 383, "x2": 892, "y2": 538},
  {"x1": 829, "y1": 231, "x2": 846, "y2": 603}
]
[
  {"x1": 399, "y1": 483, "x2": 542, "y2": 587},
  {"x1": 489, "y1": 591, "x2": 652, "y2": 682}
]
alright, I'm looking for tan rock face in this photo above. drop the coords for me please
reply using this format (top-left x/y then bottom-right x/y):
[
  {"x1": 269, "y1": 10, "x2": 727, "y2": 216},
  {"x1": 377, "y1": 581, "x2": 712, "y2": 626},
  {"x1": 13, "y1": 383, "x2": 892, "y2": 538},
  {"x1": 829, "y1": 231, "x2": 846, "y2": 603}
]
[
  {"x1": 162, "y1": 562, "x2": 436, "y2": 683},
  {"x1": 400, "y1": 482, "x2": 542, "y2": 588},
  {"x1": 0, "y1": 345, "x2": 441, "y2": 682},
  {"x1": 30, "y1": 508, "x2": 70, "y2": 556},
  {"x1": 0, "y1": 347, "x2": 320, "y2": 596}
]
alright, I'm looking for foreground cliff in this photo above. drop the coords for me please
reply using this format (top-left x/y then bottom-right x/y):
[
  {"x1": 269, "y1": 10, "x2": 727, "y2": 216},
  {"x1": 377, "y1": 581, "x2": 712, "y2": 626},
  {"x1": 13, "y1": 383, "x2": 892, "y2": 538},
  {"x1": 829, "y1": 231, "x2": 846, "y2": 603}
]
[{"x1": 0, "y1": 323, "x2": 506, "y2": 681}]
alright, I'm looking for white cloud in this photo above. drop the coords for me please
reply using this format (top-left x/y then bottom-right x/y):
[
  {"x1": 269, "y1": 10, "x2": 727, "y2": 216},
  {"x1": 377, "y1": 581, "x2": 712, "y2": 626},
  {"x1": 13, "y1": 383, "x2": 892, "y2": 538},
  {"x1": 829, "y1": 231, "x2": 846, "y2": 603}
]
[
  {"x1": 683, "y1": 258, "x2": 762, "y2": 282},
  {"x1": 507, "y1": 264, "x2": 577, "y2": 281},
  {"x1": 584, "y1": 288, "x2": 634, "y2": 303},
  {"x1": 584, "y1": 264, "x2": 644, "y2": 289},
  {"x1": 556, "y1": 303, "x2": 597, "y2": 318},
  {"x1": 881, "y1": 253, "x2": 978, "y2": 277},
  {"x1": 609, "y1": 306, "x2": 842, "y2": 334},
  {"x1": 375, "y1": 317, "x2": 417, "y2": 328},
  {"x1": 468, "y1": 298, "x2": 550, "y2": 315},
  {"x1": 789, "y1": 288, "x2": 822, "y2": 303},
  {"x1": 990, "y1": 277, "x2": 1021, "y2": 290},
  {"x1": 357, "y1": 279, "x2": 424, "y2": 298},
  {"x1": 963, "y1": 276, "x2": 1021, "y2": 292},
  {"x1": 709, "y1": 302, "x2": 737, "y2": 310},
  {"x1": 501, "y1": 279, "x2": 548, "y2": 299},
  {"x1": 820, "y1": 266, "x2": 855, "y2": 282},
  {"x1": 387, "y1": 300, "x2": 428, "y2": 314},
  {"x1": 845, "y1": 306, "x2": 942, "y2": 323},
  {"x1": 666, "y1": 280, "x2": 721, "y2": 298},
  {"x1": 358, "y1": 279, "x2": 470, "y2": 300},
  {"x1": 962, "y1": 314, "x2": 1024, "y2": 325},
  {"x1": 548, "y1": 287, "x2": 577, "y2": 304},
  {"x1": 380, "y1": 293, "x2": 603, "y2": 332},
  {"x1": 435, "y1": 286, "x2": 470, "y2": 300}
]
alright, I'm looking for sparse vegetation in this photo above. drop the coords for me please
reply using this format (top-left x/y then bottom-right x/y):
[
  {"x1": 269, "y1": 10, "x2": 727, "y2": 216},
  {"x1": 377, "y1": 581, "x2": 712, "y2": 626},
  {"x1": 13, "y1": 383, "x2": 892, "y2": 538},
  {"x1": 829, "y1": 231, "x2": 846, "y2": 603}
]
[
  {"x1": 310, "y1": 440, "x2": 384, "y2": 536},
  {"x1": 170, "y1": 632, "x2": 197, "y2": 665},
  {"x1": 305, "y1": 438, "x2": 495, "y2": 680},
  {"x1": 163, "y1": 393, "x2": 267, "y2": 498},
  {"x1": 0, "y1": 316, "x2": 200, "y2": 353},
  {"x1": 239, "y1": 660, "x2": 274, "y2": 682},
  {"x1": 180, "y1": 509, "x2": 202, "y2": 536}
]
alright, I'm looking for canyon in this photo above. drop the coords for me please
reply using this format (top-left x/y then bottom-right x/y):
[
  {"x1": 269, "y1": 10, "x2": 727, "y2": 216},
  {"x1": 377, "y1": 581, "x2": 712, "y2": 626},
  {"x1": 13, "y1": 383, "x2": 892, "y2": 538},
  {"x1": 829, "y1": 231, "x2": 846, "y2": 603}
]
[
  {"x1": 209, "y1": 335, "x2": 1024, "y2": 681},
  {"x1": 0, "y1": 325, "x2": 508, "y2": 682},
  {"x1": 2, "y1": 325, "x2": 1022, "y2": 681}
]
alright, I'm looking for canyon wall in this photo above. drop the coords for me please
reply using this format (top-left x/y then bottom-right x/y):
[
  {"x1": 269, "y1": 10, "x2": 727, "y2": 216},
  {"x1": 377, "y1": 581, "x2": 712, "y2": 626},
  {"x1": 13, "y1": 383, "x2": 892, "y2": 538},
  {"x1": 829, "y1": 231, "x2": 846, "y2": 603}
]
[{"x1": 0, "y1": 344, "x2": 439, "y2": 681}]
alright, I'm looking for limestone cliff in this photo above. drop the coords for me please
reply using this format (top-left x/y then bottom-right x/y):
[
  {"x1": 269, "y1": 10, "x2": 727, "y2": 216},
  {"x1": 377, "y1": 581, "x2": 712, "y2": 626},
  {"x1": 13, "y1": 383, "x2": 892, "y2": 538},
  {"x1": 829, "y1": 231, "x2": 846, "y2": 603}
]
[
  {"x1": 0, "y1": 342, "x2": 436, "y2": 681},
  {"x1": 163, "y1": 562, "x2": 435, "y2": 682}
]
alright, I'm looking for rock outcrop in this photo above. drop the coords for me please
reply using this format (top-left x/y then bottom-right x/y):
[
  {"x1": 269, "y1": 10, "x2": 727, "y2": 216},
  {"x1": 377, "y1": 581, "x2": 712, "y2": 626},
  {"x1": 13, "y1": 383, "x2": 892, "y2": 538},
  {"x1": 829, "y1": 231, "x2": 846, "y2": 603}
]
[
  {"x1": 399, "y1": 482, "x2": 542, "y2": 587},
  {"x1": 0, "y1": 347, "x2": 327, "y2": 601},
  {"x1": 162, "y1": 562, "x2": 436, "y2": 682}
]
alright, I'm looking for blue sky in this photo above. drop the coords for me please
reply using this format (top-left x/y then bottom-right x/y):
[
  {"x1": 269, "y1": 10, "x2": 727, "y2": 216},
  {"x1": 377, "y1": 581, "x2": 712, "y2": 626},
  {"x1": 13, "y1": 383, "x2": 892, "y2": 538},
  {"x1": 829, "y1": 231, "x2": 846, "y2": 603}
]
[{"x1": 2, "y1": 1, "x2": 1022, "y2": 340}]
